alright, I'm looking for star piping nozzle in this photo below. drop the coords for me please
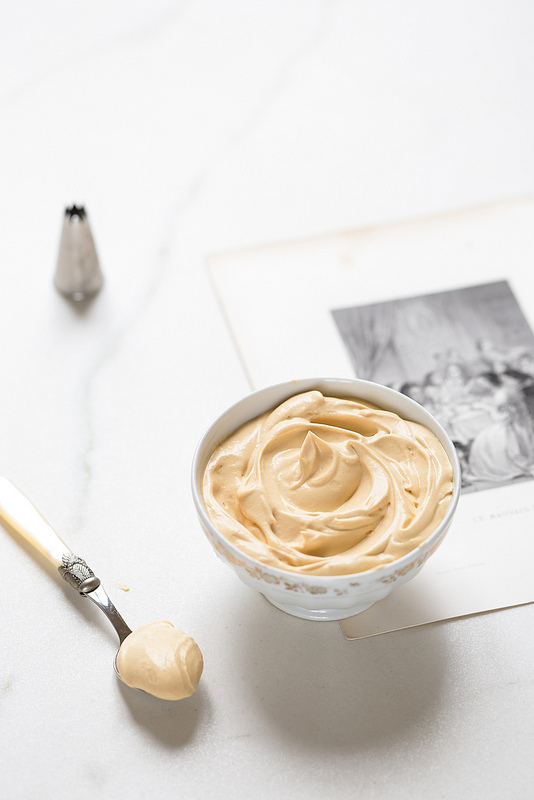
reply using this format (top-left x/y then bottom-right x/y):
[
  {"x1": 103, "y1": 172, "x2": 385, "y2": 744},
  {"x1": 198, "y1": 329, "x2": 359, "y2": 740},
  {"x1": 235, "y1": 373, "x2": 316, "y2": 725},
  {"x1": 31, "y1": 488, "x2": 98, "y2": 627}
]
[{"x1": 54, "y1": 205, "x2": 104, "y2": 301}]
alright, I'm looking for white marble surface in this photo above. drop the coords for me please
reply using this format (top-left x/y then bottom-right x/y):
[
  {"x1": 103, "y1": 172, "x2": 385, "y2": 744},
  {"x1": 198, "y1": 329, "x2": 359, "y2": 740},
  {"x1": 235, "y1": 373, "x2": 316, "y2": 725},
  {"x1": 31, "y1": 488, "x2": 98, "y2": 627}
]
[{"x1": 1, "y1": 2, "x2": 533, "y2": 798}]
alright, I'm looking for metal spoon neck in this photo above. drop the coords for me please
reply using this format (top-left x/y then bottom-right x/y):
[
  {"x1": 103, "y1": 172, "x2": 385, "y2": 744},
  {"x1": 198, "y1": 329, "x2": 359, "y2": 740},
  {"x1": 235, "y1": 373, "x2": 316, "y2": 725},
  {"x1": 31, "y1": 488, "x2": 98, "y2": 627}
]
[
  {"x1": 58, "y1": 552, "x2": 132, "y2": 643},
  {"x1": 82, "y1": 583, "x2": 133, "y2": 644}
]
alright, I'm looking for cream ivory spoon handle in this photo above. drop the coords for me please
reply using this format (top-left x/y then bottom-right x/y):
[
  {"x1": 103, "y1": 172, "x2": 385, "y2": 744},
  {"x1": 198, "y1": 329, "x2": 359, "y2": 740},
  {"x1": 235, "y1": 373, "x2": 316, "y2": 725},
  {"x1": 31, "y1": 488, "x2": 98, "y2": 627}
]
[
  {"x1": 0, "y1": 475, "x2": 99, "y2": 592},
  {"x1": 0, "y1": 477, "x2": 131, "y2": 642},
  {"x1": 0, "y1": 476, "x2": 72, "y2": 568}
]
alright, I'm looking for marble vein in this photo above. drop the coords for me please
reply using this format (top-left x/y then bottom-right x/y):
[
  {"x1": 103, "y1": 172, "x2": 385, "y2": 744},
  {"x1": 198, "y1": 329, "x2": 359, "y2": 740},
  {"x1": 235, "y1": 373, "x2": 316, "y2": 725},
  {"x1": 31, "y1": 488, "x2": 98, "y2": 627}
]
[{"x1": 74, "y1": 2, "x2": 339, "y2": 533}]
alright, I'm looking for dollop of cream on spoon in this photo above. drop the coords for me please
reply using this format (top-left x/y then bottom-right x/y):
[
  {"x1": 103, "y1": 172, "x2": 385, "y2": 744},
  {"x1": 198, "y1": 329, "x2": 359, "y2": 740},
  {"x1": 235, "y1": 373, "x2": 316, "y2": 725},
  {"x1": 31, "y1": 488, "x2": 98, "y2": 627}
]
[{"x1": 116, "y1": 620, "x2": 203, "y2": 700}]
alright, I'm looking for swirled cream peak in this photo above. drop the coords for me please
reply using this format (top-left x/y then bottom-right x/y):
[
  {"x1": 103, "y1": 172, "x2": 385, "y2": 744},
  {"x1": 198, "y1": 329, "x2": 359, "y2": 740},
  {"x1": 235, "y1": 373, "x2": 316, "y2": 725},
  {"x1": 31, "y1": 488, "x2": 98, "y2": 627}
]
[
  {"x1": 202, "y1": 390, "x2": 453, "y2": 576},
  {"x1": 116, "y1": 620, "x2": 203, "y2": 700}
]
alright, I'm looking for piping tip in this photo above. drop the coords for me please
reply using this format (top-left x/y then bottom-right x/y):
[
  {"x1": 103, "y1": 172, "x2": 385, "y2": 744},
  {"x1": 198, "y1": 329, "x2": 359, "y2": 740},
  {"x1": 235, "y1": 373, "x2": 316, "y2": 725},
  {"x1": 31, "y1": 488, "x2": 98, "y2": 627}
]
[{"x1": 54, "y1": 205, "x2": 104, "y2": 301}]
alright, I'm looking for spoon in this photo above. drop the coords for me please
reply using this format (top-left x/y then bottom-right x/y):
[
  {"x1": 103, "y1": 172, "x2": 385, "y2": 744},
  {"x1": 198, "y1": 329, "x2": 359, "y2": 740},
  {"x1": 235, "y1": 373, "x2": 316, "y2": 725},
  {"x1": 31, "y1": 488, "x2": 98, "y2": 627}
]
[
  {"x1": 0, "y1": 478, "x2": 203, "y2": 699},
  {"x1": 0, "y1": 476, "x2": 204, "y2": 700}
]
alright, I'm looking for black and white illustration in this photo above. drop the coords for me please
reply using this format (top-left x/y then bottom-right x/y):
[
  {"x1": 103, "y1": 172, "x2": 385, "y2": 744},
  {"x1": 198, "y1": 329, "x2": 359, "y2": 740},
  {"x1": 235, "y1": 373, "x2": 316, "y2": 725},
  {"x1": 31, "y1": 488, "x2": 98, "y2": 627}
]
[{"x1": 332, "y1": 281, "x2": 534, "y2": 493}]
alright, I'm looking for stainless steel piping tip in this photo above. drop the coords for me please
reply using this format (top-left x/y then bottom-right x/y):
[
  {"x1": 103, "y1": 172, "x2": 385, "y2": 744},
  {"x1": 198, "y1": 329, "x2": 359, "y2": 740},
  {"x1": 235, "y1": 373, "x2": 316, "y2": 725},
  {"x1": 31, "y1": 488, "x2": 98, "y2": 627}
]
[{"x1": 54, "y1": 205, "x2": 104, "y2": 301}]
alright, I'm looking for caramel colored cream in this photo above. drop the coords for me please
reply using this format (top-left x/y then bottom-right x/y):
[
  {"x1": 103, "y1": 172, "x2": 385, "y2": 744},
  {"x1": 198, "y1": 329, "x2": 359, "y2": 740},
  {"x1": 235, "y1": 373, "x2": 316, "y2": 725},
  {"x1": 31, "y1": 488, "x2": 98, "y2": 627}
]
[
  {"x1": 116, "y1": 621, "x2": 203, "y2": 700},
  {"x1": 203, "y1": 391, "x2": 453, "y2": 576}
]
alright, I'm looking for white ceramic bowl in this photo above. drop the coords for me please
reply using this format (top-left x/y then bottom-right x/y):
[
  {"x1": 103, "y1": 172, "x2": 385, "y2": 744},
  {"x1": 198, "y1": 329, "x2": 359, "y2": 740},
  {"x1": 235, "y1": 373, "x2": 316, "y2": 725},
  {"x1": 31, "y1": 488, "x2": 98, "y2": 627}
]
[{"x1": 191, "y1": 378, "x2": 461, "y2": 621}]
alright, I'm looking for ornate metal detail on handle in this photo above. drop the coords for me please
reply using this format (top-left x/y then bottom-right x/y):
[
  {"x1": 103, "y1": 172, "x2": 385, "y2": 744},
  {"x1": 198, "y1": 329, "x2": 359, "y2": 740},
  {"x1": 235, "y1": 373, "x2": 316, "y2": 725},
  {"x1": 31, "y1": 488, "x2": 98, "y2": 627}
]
[
  {"x1": 58, "y1": 554, "x2": 131, "y2": 644},
  {"x1": 58, "y1": 553, "x2": 101, "y2": 594}
]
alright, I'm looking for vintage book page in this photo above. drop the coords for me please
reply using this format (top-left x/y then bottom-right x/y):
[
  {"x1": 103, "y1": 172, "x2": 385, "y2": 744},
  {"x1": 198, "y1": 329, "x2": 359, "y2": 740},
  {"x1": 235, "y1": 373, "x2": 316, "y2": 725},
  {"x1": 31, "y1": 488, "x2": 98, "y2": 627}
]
[{"x1": 208, "y1": 199, "x2": 534, "y2": 638}]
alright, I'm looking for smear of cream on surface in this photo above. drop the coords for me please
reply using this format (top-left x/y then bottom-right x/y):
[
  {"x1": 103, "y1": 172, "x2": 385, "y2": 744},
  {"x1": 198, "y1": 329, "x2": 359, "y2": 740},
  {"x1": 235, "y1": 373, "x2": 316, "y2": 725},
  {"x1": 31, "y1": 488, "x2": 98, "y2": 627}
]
[{"x1": 203, "y1": 391, "x2": 453, "y2": 576}]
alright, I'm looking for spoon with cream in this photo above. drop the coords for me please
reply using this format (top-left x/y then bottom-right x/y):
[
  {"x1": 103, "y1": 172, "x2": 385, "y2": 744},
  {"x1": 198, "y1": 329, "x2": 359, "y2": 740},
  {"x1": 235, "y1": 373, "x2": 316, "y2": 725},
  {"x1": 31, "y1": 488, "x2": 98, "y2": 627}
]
[{"x1": 0, "y1": 477, "x2": 203, "y2": 700}]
